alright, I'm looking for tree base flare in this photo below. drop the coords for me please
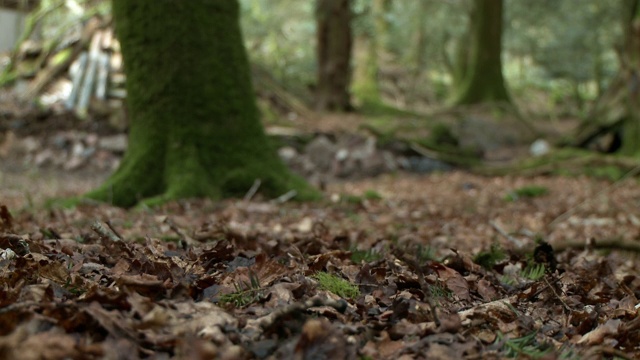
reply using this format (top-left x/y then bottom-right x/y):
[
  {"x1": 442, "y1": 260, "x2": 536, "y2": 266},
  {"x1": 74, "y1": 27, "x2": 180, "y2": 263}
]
[{"x1": 86, "y1": 158, "x2": 320, "y2": 208}]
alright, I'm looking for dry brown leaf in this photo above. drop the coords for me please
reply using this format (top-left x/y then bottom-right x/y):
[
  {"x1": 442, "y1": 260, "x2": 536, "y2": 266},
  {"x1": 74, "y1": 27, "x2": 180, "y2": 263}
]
[{"x1": 578, "y1": 319, "x2": 622, "y2": 345}]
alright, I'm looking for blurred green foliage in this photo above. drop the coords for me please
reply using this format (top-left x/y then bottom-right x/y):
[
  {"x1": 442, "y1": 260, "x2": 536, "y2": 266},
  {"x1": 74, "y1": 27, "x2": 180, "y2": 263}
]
[
  {"x1": 239, "y1": 0, "x2": 621, "y2": 113},
  {"x1": 7, "y1": 1, "x2": 623, "y2": 119},
  {"x1": 474, "y1": 243, "x2": 507, "y2": 269},
  {"x1": 504, "y1": 185, "x2": 549, "y2": 202},
  {"x1": 351, "y1": 247, "x2": 383, "y2": 263}
]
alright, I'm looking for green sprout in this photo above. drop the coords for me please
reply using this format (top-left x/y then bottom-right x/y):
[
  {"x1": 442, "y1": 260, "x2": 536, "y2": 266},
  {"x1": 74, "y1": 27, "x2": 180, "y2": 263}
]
[
  {"x1": 219, "y1": 271, "x2": 264, "y2": 308},
  {"x1": 522, "y1": 263, "x2": 546, "y2": 281},
  {"x1": 430, "y1": 280, "x2": 453, "y2": 304},
  {"x1": 416, "y1": 244, "x2": 437, "y2": 263},
  {"x1": 351, "y1": 248, "x2": 383, "y2": 263},
  {"x1": 504, "y1": 185, "x2": 549, "y2": 202},
  {"x1": 363, "y1": 190, "x2": 383, "y2": 201},
  {"x1": 343, "y1": 190, "x2": 383, "y2": 204},
  {"x1": 495, "y1": 331, "x2": 553, "y2": 358},
  {"x1": 474, "y1": 243, "x2": 507, "y2": 269},
  {"x1": 343, "y1": 194, "x2": 363, "y2": 204}
]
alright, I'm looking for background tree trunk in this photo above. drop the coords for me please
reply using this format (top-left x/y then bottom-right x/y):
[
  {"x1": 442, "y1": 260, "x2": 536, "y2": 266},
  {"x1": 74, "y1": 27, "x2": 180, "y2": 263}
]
[
  {"x1": 315, "y1": 0, "x2": 353, "y2": 111},
  {"x1": 574, "y1": 0, "x2": 640, "y2": 154},
  {"x1": 352, "y1": 0, "x2": 389, "y2": 107},
  {"x1": 618, "y1": 0, "x2": 640, "y2": 155},
  {"x1": 87, "y1": 0, "x2": 316, "y2": 207},
  {"x1": 451, "y1": 0, "x2": 511, "y2": 105}
]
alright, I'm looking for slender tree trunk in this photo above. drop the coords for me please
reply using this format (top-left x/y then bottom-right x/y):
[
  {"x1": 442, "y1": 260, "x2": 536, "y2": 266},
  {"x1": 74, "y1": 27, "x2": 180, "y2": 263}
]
[
  {"x1": 316, "y1": 0, "x2": 353, "y2": 111},
  {"x1": 352, "y1": 0, "x2": 389, "y2": 106},
  {"x1": 87, "y1": 0, "x2": 316, "y2": 207},
  {"x1": 451, "y1": 0, "x2": 511, "y2": 105},
  {"x1": 407, "y1": 0, "x2": 430, "y2": 105}
]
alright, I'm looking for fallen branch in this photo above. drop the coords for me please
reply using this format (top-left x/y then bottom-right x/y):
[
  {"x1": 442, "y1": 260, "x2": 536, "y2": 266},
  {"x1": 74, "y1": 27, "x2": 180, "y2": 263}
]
[
  {"x1": 553, "y1": 238, "x2": 640, "y2": 254},
  {"x1": 2, "y1": 2, "x2": 64, "y2": 80}
]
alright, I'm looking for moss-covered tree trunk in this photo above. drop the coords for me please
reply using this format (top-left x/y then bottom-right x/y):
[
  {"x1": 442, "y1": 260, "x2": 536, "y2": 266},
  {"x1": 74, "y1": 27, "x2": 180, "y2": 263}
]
[
  {"x1": 87, "y1": 0, "x2": 316, "y2": 207},
  {"x1": 451, "y1": 0, "x2": 511, "y2": 105},
  {"x1": 406, "y1": 0, "x2": 431, "y2": 105},
  {"x1": 611, "y1": 0, "x2": 640, "y2": 155},
  {"x1": 575, "y1": 0, "x2": 640, "y2": 154},
  {"x1": 316, "y1": 0, "x2": 353, "y2": 111},
  {"x1": 352, "y1": 0, "x2": 389, "y2": 107}
]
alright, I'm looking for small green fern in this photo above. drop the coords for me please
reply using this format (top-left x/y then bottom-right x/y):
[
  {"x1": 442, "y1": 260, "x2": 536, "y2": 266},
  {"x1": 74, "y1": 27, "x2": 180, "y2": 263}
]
[
  {"x1": 219, "y1": 271, "x2": 263, "y2": 308},
  {"x1": 496, "y1": 331, "x2": 552, "y2": 358}
]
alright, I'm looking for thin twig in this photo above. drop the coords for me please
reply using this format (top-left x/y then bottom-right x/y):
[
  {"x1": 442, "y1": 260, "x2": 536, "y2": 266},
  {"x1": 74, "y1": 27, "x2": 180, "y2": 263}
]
[
  {"x1": 91, "y1": 220, "x2": 120, "y2": 242},
  {"x1": 273, "y1": 190, "x2": 297, "y2": 204},
  {"x1": 164, "y1": 217, "x2": 197, "y2": 245},
  {"x1": 105, "y1": 220, "x2": 124, "y2": 241},
  {"x1": 553, "y1": 238, "x2": 640, "y2": 254},
  {"x1": 243, "y1": 179, "x2": 261, "y2": 202},
  {"x1": 490, "y1": 220, "x2": 524, "y2": 248},
  {"x1": 543, "y1": 276, "x2": 571, "y2": 312}
]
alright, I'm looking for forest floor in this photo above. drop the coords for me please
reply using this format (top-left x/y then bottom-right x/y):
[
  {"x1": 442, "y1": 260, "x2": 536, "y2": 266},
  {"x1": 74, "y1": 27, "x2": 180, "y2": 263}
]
[{"x1": 1, "y1": 109, "x2": 640, "y2": 359}]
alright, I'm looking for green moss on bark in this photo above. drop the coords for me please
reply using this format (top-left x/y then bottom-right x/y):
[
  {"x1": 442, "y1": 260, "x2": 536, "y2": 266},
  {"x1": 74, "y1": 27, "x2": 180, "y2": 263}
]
[
  {"x1": 87, "y1": 0, "x2": 318, "y2": 207},
  {"x1": 451, "y1": 0, "x2": 511, "y2": 105}
]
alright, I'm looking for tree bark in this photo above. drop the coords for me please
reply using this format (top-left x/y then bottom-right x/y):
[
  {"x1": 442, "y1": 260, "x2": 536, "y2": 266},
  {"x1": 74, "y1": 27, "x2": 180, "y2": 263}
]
[
  {"x1": 451, "y1": 0, "x2": 511, "y2": 105},
  {"x1": 575, "y1": 0, "x2": 640, "y2": 154},
  {"x1": 315, "y1": 0, "x2": 353, "y2": 111},
  {"x1": 87, "y1": 0, "x2": 317, "y2": 207},
  {"x1": 352, "y1": 0, "x2": 389, "y2": 107},
  {"x1": 618, "y1": 0, "x2": 640, "y2": 155}
]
